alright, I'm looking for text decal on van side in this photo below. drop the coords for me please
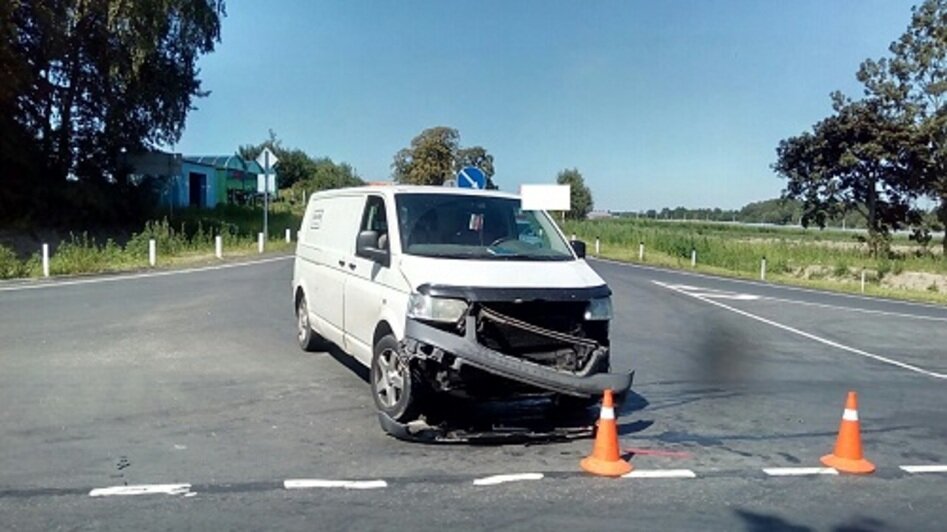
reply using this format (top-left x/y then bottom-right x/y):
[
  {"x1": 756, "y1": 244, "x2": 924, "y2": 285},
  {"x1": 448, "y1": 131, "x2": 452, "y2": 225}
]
[{"x1": 310, "y1": 209, "x2": 324, "y2": 230}]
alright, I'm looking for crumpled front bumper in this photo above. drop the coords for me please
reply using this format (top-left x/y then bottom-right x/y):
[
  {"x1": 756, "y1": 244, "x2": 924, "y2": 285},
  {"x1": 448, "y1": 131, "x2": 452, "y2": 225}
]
[{"x1": 403, "y1": 316, "x2": 633, "y2": 397}]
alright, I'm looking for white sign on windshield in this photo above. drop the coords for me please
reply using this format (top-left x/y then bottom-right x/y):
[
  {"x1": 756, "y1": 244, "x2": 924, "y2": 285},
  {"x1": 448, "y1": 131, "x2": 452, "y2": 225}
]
[{"x1": 520, "y1": 184, "x2": 571, "y2": 211}]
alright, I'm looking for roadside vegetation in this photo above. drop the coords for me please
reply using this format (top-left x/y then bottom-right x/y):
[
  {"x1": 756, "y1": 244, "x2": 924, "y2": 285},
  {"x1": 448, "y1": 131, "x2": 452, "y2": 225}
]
[
  {"x1": 0, "y1": 205, "x2": 301, "y2": 280},
  {"x1": 564, "y1": 218, "x2": 947, "y2": 305}
]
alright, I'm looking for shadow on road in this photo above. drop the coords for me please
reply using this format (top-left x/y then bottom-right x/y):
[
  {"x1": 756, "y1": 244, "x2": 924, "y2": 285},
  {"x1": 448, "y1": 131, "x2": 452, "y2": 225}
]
[
  {"x1": 735, "y1": 509, "x2": 888, "y2": 532},
  {"x1": 324, "y1": 344, "x2": 369, "y2": 382}
]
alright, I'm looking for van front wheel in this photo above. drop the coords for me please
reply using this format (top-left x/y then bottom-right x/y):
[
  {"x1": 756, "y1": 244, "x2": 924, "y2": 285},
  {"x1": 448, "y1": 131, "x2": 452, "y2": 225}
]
[
  {"x1": 371, "y1": 334, "x2": 421, "y2": 422},
  {"x1": 296, "y1": 294, "x2": 322, "y2": 352}
]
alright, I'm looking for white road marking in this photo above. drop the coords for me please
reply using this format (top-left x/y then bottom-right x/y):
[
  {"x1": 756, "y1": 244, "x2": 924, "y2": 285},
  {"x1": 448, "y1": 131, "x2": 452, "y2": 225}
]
[
  {"x1": 753, "y1": 294, "x2": 947, "y2": 323},
  {"x1": 900, "y1": 465, "x2": 947, "y2": 474},
  {"x1": 283, "y1": 479, "x2": 387, "y2": 490},
  {"x1": 622, "y1": 469, "x2": 697, "y2": 479},
  {"x1": 89, "y1": 484, "x2": 193, "y2": 497},
  {"x1": 763, "y1": 467, "x2": 838, "y2": 477},
  {"x1": 472, "y1": 473, "x2": 544, "y2": 486},
  {"x1": 592, "y1": 257, "x2": 947, "y2": 313},
  {"x1": 655, "y1": 279, "x2": 947, "y2": 323},
  {"x1": 654, "y1": 280, "x2": 947, "y2": 380},
  {"x1": 0, "y1": 255, "x2": 292, "y2": 292},
  {"x1": 660, "y1": 281, "x2": 947, "y2": 322},
  {"x1": 664, "y1": 284, "x2": 760, "y2": 301}
]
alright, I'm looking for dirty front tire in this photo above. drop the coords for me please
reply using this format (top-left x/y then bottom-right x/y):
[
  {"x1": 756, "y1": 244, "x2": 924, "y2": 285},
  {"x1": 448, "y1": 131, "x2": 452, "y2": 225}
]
[
  {"x1": 370, "y1": 333, "x2": 422, "y2": 422},
  {"x1": 296, "y1": 294, "x2": 323, "y2": 352}
]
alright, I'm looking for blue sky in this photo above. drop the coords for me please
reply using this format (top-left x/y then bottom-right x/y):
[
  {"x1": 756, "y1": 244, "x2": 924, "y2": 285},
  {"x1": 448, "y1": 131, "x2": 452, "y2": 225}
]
[{"x1": 175, "y1": 0, "x2": 918, "y2": 211}]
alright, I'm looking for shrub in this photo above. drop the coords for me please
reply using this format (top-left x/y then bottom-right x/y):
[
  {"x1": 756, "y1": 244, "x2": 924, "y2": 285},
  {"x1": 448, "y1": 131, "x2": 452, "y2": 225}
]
[{"x1": 0, "y1": 245, "x2": 30, "y2": 279}]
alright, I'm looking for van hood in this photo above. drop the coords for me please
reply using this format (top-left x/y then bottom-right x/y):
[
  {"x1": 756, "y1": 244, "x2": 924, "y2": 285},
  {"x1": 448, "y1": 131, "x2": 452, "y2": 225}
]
[{"x1": 398, "y1": 255, "x2": 607, "y2": 292}]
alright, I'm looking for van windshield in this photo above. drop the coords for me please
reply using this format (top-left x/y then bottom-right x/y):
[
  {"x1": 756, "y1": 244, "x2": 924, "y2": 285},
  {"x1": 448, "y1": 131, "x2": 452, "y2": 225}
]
[{"x1": 395, "y1": 193, "x2": 574, "y2": 261}]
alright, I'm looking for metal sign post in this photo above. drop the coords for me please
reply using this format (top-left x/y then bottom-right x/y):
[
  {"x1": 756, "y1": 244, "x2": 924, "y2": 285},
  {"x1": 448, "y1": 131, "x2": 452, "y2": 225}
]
[
  {"x1": 256, "y1": 148, "x2": 279, "y2": 240},
  {"x1": 264, "y1": 150, "x2": 269, "y2": 239}
]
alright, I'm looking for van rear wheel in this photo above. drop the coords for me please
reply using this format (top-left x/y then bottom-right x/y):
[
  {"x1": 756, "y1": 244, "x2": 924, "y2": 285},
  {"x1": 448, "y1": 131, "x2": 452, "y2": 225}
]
[
  {"x1": 371, "y1": 333, "x2": 422, "y2": 422},
  {"x1": 296, "y1": 294, "x2": 322, "y2": 352}
]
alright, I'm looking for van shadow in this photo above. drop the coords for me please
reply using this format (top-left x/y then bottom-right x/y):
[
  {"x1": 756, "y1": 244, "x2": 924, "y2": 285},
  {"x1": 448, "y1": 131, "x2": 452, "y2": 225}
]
[
  {"x1": 735, "y1": 509, "x2": 888, "y2": 532},
  {"x1": 324, "y1": 344, "x2": 369, "y2": 383},
  {"x1": 617, "y1": 389, "x2": 654, "y2": 436}
]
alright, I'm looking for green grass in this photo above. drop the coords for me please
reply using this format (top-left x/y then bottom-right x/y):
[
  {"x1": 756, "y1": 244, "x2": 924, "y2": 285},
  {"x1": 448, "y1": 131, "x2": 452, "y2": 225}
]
[
  {"x1": 0, "y1": 205, "x2": 301, "y2": 280},
  {"x1": 564, "y1": 218, "x2": 947, "y2": 305}
]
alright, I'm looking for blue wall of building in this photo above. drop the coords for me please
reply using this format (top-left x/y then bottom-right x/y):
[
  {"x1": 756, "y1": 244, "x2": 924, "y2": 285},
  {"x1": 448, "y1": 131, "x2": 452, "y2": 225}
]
[{"x1": 161, "y1": 161, "x2": 218, "y2": 208}]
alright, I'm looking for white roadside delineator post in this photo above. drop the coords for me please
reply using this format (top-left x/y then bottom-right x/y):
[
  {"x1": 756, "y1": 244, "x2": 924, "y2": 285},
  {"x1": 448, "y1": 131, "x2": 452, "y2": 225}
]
[
  {"x1": 691, "y1": 248, "x2": 697, "y2": 267},
  {"x1": 595, "y1": 238, "x2": 600, "y2": 256},
  {"x1": 148, "y1": 239, "x2": 156, "y2": 267},
  {"x1": 215, "y1": 235, "x2": 222, "y2": 259},
  {"x1": 571, "y1": 233, "x2": 576, "y2": 242},
  {"x1": 638, "y1": 242, "x2": 644, "y2": 261},
  {"x1": 761, "y1": 256, "x2": 767, "y2": 281},
  {"x1": 861, "y1": 270, "x2": 866, "y2": 293},
  {"x1": 285, "y1": 228, "x2": 291, "y2": 243},
  {"x1": 258, "y1": 232, "x2": 264, "y2": 254},
  {"x1": 42, "y1": 243, "x2": 49, "y2": 278}
]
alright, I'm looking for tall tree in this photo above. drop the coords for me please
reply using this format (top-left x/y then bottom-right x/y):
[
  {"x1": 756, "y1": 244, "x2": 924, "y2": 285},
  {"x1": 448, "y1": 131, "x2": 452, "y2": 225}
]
[
  {"x1": 240, "y1": 131, "x2": 363, "y2": 192},
  {"x1": 556, "y1": 168, "x2": 593, "y2": 220},
  {"x1": 857, "y1": 0, "x2": 947, "y2": 254},
  {"x1": 239, "y1": 131, "x2": 314, "y2": 189},
  {"x1": 774, "y1": 93, "x2": 921, "y2": 255},
  {"x1": 3, "y1": 0, "x2": 225, "y2": 221},
  {"x1": 392, "y1": 127, "x2": 496, "y2": 187},
  {"x1": 455, "y1": 146, "x2": 496, "y2": 189},
  {"x1": 392, "y1": 127, "x2": 460, "y2": 186}
]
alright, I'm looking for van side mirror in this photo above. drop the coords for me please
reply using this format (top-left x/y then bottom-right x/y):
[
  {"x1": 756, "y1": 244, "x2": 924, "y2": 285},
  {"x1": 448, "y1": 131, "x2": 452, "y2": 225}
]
[
  {"x1": 570, "y1": 239, "x2": 587, "y2": 259},
  {"x1": 356, "y1": 230, "x2": 390, "y2": 267}
]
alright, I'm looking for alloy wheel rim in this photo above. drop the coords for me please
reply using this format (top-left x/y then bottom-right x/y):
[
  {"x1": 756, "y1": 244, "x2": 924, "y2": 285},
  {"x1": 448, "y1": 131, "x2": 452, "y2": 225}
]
[
  {"x1": 375, "y1": 348, "x2": 406, "y2": 407},
  {"x1": 297, "y1": 301, "x2": 308, "y2": 342}
]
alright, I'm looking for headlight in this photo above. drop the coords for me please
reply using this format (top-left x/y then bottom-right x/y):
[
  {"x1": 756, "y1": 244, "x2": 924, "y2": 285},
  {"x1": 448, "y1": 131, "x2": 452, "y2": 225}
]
[
  {"x1": 584, "y1": 297, "x2": 612, "y2": 321},
  {"x1": 407, "y1": 294, "x2": 468, "y2": 323}
]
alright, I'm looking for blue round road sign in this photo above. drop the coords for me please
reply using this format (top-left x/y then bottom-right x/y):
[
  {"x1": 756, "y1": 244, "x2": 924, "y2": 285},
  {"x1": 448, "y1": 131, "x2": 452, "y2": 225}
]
[{"x1": 457, "y1": 166, "x2": 486, "y2": 189}]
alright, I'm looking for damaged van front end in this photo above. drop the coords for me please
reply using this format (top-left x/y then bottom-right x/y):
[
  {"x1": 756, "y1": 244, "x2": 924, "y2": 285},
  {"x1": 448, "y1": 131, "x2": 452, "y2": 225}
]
[{"x1": 400, "y1": 284, "x2": 633, "y2": 402}]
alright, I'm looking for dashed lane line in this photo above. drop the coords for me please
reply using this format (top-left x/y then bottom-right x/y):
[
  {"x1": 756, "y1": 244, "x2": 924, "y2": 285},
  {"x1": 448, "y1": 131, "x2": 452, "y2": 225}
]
[
  {"x1": 283, "y1": 479, "x2": 388, "y2": 490},
  {"x1": 900, "y1": 465, "x2": 947, "y2": 474},
  {"x1": 653, "y1": 280, "x2": 947, "y2": 380},
  {"x1": 472, "y1": 473, "x2": 544, "y2": 486},
  {"x1": 623, "y1": 469, "x2": 697, "y2": 479},
  {"x1": 88, "y1": 484, "x2": 194, "y2": 497},
  {"x1": 763, "y1": 467, "x2": 838, "y2": 477},
  {"x1": 4, "y1": 464, "x2": 945, "y2": 500}
]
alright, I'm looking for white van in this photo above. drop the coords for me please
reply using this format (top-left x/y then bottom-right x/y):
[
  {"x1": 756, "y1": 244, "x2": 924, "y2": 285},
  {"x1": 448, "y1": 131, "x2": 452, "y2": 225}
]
[{"x1": 292, "y1": 186, "x2": 631, "y2": 431}]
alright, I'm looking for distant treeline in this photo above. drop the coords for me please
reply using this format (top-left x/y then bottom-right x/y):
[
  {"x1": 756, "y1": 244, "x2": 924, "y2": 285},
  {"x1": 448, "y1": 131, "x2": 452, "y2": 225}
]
[{"x1": 615, "y1": 198, "x2": 940, "y2": 230}]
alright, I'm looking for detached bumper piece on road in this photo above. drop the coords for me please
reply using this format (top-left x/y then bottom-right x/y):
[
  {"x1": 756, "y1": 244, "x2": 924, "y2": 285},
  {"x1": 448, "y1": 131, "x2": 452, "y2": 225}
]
[
  {"x1": 377, "y1": 411, "x2": 593, "y2": 444},
  {"x1": 403, "y1": 316, "x2": 633, "y2": 398}
]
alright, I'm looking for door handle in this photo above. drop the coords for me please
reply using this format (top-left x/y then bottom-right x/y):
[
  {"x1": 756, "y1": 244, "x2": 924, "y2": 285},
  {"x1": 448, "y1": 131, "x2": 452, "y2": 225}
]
[{"x1": 338, "y1": 259, "x2": 345, "y2": 267}]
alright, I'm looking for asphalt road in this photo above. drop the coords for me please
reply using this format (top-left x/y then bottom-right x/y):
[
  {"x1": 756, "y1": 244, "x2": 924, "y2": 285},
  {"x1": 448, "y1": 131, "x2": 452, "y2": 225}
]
[{"x1": 1, "y1": 256, "x2": 946, "y2": 531}]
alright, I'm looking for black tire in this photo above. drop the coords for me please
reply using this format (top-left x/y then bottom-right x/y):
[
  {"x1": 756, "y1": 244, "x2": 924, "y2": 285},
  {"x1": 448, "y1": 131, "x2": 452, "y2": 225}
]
[
  {"x1": 296, "y1": 294, "x2": 323, "y2": 352},
  {"x1": 370, "y1": 333, "x2": 422, "y2": 422}
]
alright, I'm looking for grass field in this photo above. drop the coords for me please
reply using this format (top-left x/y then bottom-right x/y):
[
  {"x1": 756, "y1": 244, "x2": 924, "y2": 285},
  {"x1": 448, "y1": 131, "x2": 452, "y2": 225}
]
[
  {"x1": 0, "y1": 205, "x2": 302, "y2": 280},
  {"x1": 563, "y1": 218, "x2": 947, "y2": 305}
]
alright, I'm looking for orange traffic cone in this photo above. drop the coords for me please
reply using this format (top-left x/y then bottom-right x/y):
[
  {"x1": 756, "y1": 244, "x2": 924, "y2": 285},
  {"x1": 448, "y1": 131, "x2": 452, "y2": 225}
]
[
  {"x1": 821, "y1": 391, "x2": 875, "y2": 474},
  {"x1": 580, "y1": 389, "x2": 633, "y2": 477}
]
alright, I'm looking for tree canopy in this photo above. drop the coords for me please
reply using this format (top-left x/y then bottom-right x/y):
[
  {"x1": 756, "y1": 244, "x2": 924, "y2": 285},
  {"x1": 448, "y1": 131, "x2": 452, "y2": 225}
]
[
  {"x1": 776, "y1": 0, "x2": 947, "y2": 256},
  {"x1": 556, "y1": 168, "x2": 593, "y2": 220},
  {"x1": 1, "y1": 0, "x2": 226, "y2": 223},
  {"x1": 239, "y1": 131, "x2": 363, "y2": 193},
  {"x1": 392, "y1": 127, "x2": 496, "y2": 188},
  {"x1": 774, "y1": 93, "x2": 922, "y2": 254}
]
